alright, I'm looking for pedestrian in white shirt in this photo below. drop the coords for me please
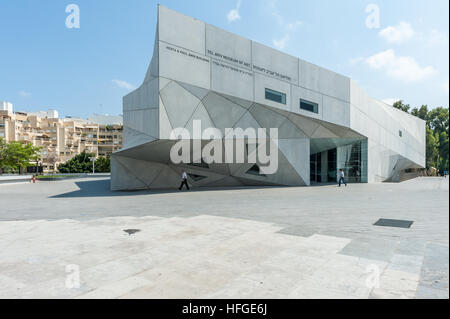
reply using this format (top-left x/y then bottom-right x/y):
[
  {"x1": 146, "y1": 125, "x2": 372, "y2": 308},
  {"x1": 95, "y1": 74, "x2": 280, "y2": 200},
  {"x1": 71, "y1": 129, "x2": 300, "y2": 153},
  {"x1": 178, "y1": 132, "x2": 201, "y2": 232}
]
[
  {"x1": 179, "y1": 169, "x2": 190, "y2": 190},
  {"x1": 338, "y1": 169, "x2": 347, "y2": 187}
]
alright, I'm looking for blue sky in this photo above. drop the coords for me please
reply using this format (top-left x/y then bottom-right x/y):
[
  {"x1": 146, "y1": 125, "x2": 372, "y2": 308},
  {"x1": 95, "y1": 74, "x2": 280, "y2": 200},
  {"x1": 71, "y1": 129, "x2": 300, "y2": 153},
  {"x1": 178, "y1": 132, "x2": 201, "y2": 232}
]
[{"x1": 0, "y1": 0, "x2": 448, "y2": 118}]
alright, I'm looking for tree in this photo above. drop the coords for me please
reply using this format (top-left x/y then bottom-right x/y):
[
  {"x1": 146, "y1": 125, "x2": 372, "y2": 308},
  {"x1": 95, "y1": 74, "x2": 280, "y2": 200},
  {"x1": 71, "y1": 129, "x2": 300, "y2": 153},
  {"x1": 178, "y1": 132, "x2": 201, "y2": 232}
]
[
  {"x1": 94, "y1": 155, "x2": 110, "y2": 173},
  {"x1": 411, "y1": 105, "x2": 429, "y2": 122},
  {"x1": 58, "y1": 151, "x2": 95, "y2": 173},
  {"x1": 45, "y1": 152, "x2": 58, "y2": 174},
  {"x1": 0, "y1": 139, "x2": 41, "y2": 174},
  {"x1": 0, "y1": 138, "x2": 7, "y2": 174},
  {"x1": 393, "y1": 100, "x2": 411, "y2": 113},
  {"x1": 426, "y1": 127, "x2": 439, "y2": 169}
]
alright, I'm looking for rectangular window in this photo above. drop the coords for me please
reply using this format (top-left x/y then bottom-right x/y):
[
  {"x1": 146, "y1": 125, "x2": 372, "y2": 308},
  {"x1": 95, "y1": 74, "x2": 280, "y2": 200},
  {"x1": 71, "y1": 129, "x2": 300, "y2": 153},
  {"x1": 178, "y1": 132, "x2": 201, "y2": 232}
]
[
  {"x1": 300, "y1": 99, "x2": 319, "y2": 114},
  {"x1": 265, "y1": 88, "x2": 286, "y2": 104},
  {"x1": 399, "y1": 130, "x2": 403, "y2": 137}
]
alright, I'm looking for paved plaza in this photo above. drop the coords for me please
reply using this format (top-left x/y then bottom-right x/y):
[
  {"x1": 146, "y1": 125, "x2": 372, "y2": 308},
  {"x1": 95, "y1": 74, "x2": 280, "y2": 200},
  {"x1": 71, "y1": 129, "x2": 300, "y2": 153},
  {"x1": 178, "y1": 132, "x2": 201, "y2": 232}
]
[{"x1": 0, "y1": 177, "x2": 448, "y2": 299}]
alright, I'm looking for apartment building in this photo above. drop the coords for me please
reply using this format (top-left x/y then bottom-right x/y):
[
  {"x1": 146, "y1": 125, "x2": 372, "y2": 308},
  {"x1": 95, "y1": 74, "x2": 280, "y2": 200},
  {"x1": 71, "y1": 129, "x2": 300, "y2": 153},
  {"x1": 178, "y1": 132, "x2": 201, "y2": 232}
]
[{"x1": 0, "y1": 102, "x2": 123, "y2": 172}]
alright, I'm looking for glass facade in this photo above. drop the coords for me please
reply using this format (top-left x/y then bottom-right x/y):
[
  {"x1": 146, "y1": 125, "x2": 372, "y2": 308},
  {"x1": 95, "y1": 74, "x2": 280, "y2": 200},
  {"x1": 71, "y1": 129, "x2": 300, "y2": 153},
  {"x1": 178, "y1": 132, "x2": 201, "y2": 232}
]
[
  {"x1": 310, "y1": 152, "x2": 322, "y2": 182},
  {"x1": 336, "y1": 139, "x2": 368, "y2": 183},
  {"x1": 265, "y1": 88, "x2": 286, "y2": 104},
  {"x1": 310, "y1": 139, "x2": 368, "y2": 183}
]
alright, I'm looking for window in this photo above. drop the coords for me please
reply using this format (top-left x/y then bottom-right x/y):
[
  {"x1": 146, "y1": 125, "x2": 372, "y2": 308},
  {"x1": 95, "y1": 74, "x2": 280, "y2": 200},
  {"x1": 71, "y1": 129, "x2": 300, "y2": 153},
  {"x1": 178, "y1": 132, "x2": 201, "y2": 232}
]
[
  {"x1": 399, "y1": 130, "x2": 403, "y2": 137},
  {"x1": 265, "y1": 88, "x2": 286, "y2": 104},
  {"x1": 300, "y1": 99, "x2": 319, "y2": 114}
]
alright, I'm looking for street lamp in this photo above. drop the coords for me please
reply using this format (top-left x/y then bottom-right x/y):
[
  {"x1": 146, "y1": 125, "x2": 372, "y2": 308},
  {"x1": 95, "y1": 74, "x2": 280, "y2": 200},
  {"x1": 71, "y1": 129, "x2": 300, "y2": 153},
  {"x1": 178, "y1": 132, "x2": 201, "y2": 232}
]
[{"x1": 89, "y1": 157, "x2": 96, "y2": 174}]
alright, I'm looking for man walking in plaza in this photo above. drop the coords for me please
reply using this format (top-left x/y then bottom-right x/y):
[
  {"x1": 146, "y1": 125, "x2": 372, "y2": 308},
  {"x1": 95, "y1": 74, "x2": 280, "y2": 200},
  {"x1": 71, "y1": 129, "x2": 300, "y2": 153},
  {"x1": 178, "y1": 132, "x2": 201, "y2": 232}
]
[
  {"x1": 338, "y1": 169, "x2": 347, "y2": 187},
  {"x1": 179, "y1": 169, "x2": 190, "y2": 191}
]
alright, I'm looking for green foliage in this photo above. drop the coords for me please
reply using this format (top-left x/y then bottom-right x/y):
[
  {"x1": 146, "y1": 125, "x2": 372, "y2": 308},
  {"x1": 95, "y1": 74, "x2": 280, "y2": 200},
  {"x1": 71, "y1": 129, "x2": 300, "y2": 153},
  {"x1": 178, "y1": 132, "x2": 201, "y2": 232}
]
[
  {"x1": 57, "y1": 151, "x2": 111, "y2": 173},
  {"x1": 393, "y1": 100, "x2": 411, "y2": 113},
  {"x1": 426, "y1": 127, "x2": 439, "y2": 168},
  {"x1": 57, "y1": 151, "x2": 95, "y2": 173},
  {"x1": 94, "y1": 156, "x2": 110, "y2": 173},
  {"x1": 397, "y1": 101, "x2": 449, "y2": 171},
  {"x1": 0, "y1": 138, "x2": 41, "y2": 174}
]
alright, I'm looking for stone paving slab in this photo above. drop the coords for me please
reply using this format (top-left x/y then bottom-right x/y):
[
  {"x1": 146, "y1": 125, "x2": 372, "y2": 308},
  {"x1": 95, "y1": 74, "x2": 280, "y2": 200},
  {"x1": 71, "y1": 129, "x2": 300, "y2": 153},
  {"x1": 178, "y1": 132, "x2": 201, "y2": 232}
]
[{"x1": 0, "y1": 177, "x2": 448, "y2": 299}]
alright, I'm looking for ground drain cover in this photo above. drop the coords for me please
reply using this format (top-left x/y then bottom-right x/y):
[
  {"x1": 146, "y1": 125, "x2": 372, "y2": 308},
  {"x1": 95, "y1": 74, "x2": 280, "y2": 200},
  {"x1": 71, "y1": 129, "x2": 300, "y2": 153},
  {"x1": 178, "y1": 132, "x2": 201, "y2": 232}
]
[
  {"x1": 124, "y1": 229, "x2": 141, "y2": 236},
  {"x1": 374, "y1": 219, "x2": 414, "y2": 229}
]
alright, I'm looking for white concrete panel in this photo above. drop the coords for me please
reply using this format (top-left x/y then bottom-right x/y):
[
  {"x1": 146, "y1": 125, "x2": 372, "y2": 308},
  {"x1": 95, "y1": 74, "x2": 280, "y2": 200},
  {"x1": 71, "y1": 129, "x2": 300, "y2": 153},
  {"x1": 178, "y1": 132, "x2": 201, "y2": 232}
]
[
  {"x1": 158, "y1": 5, "x2": 205, "y2": 54},
  {"x1": 291, "y1": 85, "x2": 323, "y2": 120},
  {"x1": 221, "y1": 94, "x2": 254, "y2": 109},
  {"x1": 202, "y1": 92, "x2": 247, "y2": 133},
  {"x1": 177, "y1": 81, "x2": 209, "y2": 101},
  {"x1": 160, "y1": 81, "x2": 201, "y2": 129},
  {"x1": 278, "y1": 138, "x2": 310, "y2": 185},
  {"x1": 249, "y1": 104, "x2": 287, "y2": 131},
  {"x1": 319, "y1": 68, "x2": 350, "y2": 102},
  {"x1": 278, "y1": 119, "x2": 307, "y2": 138},
  {"x1": 159, "y1": 42, "x2": 211, "y2": 90},
  {"x1": 206, "y1": 24, "x2": 252, "y2": 70},
  {"x1": 114, "y1": 156, "x2": 165, "y2": 187},
  {"x1": 159, "y1": 97, "x2": 173, "y2": 140},
  {"x1": 123, "y1": 109, "x2": 159, "y2": 139},
  {"x1": 122, "y1": 126, "x2": 156, "y2": 150},
  {"x1": 211, "y1": 59, "x2": 254, "y2": 101},
  {"x1": 299, "y1": 59, "x2": 320, "y2": 92},
  {"x1": 350, "y1": 105, "x2": 369, "y2": 137},
  {"x1": 252, "y1": 42, "x2": 299, "y2": 85},
  {"x1": 254, "y1": 73, "x2": 291, "y2": 112},
  {"x1": 144, "y1": 25, "x2": 159, "y2": 83},
  {"x1": 288, "y1": 114, "x2": 321, "y2": 137},
  {"x1": 111, "y1": 156, "x2": 148, "y2": 190},
  {"x1": 184, "y1": 102, "x2": 215, "y2": 136},
  {"x1": 350, "y1": 80, "x2": 370, "y2": 115},
  {"x1": 322, "y1": 95, "x2": 350, "y2": 127}
]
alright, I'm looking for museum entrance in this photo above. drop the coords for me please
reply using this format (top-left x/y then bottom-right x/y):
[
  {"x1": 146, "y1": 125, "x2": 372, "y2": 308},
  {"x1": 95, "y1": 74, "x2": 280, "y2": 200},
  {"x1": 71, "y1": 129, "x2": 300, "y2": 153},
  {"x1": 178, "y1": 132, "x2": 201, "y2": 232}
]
[{"x1": 309, "y1": 139, "x2": 367, "y2": 184}]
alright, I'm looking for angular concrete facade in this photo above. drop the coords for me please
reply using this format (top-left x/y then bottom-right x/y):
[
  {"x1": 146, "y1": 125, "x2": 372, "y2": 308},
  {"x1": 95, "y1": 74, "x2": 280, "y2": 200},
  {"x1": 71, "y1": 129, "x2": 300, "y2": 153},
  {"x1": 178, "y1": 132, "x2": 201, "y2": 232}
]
[{"x1": 111, "y1": 5, "x2": 425, "y2": 190}]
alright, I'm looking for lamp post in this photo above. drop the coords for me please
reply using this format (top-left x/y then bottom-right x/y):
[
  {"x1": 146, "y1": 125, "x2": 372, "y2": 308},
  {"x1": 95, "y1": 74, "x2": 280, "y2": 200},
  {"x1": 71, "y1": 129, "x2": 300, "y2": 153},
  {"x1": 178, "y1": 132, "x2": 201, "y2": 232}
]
[{"x1": 89, "y1": 157, "x2": 95, "y2": 174}]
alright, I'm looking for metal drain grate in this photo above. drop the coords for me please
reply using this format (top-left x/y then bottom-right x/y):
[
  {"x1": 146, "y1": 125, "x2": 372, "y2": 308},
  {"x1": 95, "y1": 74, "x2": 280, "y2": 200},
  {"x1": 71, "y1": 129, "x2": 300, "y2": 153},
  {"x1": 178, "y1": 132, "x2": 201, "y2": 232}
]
[{"x1": 374, "y1": 219, "x2": 414, "y2": 229}]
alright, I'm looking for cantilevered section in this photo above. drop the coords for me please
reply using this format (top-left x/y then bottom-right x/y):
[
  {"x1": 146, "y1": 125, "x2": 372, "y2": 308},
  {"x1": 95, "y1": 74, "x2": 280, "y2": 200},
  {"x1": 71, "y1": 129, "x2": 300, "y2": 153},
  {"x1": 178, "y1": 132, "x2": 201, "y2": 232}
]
[{"x1": 111, "y1": 5, "x2": 425, "y2": 190}]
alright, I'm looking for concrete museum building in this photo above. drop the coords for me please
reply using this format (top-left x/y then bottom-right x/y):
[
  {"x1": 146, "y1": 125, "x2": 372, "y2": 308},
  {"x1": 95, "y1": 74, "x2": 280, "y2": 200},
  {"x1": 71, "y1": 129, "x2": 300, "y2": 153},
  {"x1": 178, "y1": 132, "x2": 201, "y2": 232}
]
[{"x1": 111, "y1": 5, "x2": 425, "y2": 190}]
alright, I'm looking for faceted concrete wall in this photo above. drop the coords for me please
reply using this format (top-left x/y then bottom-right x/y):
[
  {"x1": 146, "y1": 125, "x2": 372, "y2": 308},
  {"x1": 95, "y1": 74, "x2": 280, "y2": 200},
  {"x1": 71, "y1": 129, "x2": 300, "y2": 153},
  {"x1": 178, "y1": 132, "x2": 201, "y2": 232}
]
[
  {"x1": 349, "y1": 80, "x2": 425, "y2": 182},
  {"x1": 111, "y1": 5, "x2": 426, "y2": 190}
]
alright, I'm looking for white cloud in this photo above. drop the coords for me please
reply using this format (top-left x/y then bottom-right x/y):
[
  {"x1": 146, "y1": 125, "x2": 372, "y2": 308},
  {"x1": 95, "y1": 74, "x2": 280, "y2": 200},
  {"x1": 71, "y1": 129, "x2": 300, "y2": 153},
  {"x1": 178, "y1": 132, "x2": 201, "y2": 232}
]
[
  {"x1": 365, "y1": 49, "x2": 436, "y2": 82},
  {"x1": 382, "y1": 98, "x2": 401, "y2": 106},
  {"x1": 227, "y1": 0, "x2": 241, "y2": 23},
  {"x1": 267, "y1": 0, "x2": 302, "y2": 50},
  {"x1": 286, "y1": 20, "x2": 303, "y2": 31},
  {"x1": 379, "y1": 22, "x2": 415, "y2": 44},
  {"x1": 18, "y1": 90, "x2": 31, "y2": 98},
  {"x1": 273, "y1": 35, "x2": 290, "y2": 50},
  {"x1": 349, "y1": 57, "x2": 364, "y2": 65},
  {"x1": 112, "y1": 79, "x2": 135, "y2": 90}
]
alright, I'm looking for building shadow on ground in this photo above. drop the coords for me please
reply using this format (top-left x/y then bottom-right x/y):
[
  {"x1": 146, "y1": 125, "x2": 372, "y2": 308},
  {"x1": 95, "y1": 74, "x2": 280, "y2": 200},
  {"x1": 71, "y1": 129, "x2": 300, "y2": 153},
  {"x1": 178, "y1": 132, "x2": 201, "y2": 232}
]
[{"x1": 49, "y1": 179, "x2": 283, "y2": 198}]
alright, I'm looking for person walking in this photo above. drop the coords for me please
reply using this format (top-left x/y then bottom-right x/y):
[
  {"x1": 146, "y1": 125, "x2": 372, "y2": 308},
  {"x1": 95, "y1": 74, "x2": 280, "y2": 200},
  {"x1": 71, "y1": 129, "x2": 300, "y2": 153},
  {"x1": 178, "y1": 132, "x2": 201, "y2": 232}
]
[
  {"x1": 179, "y1": 169, "x2": 190, "y2": 191},
  {"x1": 338, "y1": 169, "x2": 347, "y2": 187}
]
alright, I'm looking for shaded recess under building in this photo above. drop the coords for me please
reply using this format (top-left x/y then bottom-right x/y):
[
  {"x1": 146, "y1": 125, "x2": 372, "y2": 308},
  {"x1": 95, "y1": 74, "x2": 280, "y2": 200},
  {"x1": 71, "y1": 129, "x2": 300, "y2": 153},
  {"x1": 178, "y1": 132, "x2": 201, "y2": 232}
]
[{"x1": 111, "y1": 5, "x2": 425, "y2": 190}]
